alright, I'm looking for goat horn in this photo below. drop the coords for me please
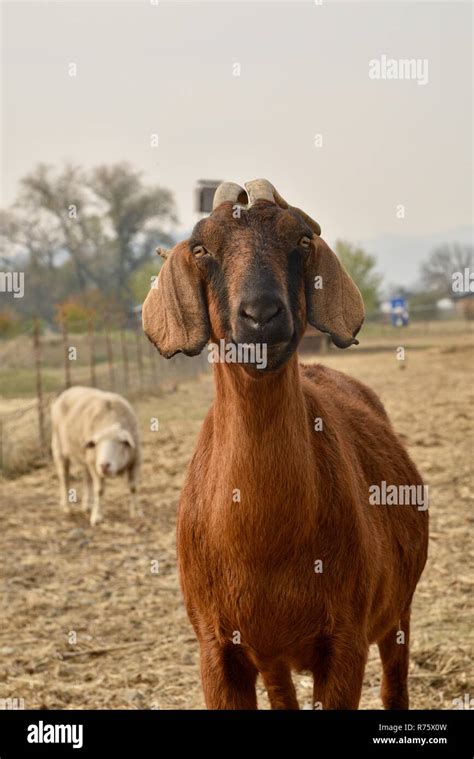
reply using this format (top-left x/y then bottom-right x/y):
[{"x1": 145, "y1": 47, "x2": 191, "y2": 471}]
[
  {"x1": 245, "y1": 178, "x2": 322, "y2": 236},
  {"x1": 212, "y1": 182, "x2": 247, "y2": 210},
  {"x1": 244, "y1": 178, "x2": 276, "y2": 204},
  {"x1": 156, "y1": 247, "x2": 170, "y2": 260}
]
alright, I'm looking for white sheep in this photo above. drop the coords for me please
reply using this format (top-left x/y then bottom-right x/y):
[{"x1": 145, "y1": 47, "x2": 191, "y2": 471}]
[{"x1": 51, "y1": 386, "x2": 141, "y2": 526}]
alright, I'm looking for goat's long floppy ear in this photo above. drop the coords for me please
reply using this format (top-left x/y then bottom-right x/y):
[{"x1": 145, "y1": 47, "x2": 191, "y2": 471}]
[
  {"x1": 142, "y1": 241, "x2": 210, "y2": 358},
  {"x1": 305, "y1": 237, "x2": 364, "y2": 348}
]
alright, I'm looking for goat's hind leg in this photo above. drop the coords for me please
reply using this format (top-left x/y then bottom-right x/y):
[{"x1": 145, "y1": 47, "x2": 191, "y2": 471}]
[
  {"x1": 378, "y1": 610, "x2": 411, "y2": 710},
  {"x1": 199, "y1": 639, "x2": 258, "y2": 709},
  {"x1": 312, "y1": 635, "x2": 368, "y2": 709},
  {"x1": 261, "y1": 662, "x2": 299, "y2": 709}
]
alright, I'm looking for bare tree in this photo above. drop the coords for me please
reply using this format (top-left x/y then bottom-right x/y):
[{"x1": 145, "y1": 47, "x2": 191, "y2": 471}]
[
  {"x1": 0, "y1": 162, "x2": 177, "y2": 320},
  {"x1": 90, "y1": 163, "x2": 176, "y2": 305},
  {"x1": 421, "y1": 243, "x2": 473, "y2": 295},
  {"x1": 0, "y1": 207, "x2": 62, "y2": 271}
]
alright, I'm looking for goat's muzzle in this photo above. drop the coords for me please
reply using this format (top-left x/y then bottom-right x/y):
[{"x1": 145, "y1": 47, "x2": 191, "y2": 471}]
[{"x1": 233, "y1": 292, "x2": 295, "y2": 372}]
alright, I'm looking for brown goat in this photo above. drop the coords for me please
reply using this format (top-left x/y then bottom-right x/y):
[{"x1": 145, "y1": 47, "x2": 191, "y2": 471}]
[{"x1": 143, "y1": 179, "x2": 428, "y2": 710}]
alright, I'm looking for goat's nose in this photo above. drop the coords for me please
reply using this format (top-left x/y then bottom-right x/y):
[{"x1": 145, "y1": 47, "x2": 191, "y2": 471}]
[{"x1": 239, "y1": 297, "x2": 282, "y2": 327}]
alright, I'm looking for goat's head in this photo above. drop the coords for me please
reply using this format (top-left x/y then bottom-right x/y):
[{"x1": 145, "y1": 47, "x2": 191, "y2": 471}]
[{"x1": 143, "y1": 179, "x2": 364, "y2": 374}]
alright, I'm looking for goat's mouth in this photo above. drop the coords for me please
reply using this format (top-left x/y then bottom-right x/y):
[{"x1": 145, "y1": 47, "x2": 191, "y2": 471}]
[
  {"x1": 217, "y1": 330, "x2": 298, "y2": 375},
  {"x1": 260, "y1": 333, "x2": 300, "y2": 373}
]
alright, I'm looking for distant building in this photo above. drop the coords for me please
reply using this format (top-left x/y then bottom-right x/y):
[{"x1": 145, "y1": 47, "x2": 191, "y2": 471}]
[
  {"x1": 195, "y1": 180, "x2": 223, "y2": 215},
  {"x1": 452, "y1": 292, "x2": 474, "y2": 320},
  {"x1": 300, "y1": 325, "x2": 331, "y2": 353}
]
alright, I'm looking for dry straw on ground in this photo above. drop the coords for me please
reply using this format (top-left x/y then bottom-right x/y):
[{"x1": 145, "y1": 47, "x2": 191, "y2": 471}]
[{"x1": 1, "y1": 332, "x2": 473, "y2": 709}]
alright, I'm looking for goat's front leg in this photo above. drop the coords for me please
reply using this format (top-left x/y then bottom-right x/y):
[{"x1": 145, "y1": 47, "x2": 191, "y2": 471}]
[
  {"x1": 311, "y1": 636, "x2": 368, "y2": 710},
  {"x1": 199, "y1": 638, "x2": 258, "y2": 709},
  {"x1": 89, "y1": 470, "x2": 105, "y2": 527}
]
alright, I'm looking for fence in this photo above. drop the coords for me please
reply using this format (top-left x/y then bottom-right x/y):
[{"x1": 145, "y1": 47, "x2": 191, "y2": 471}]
[
  {"x1": 1, "y1": 310, "x2": 472, "y2": 477},
  {"x1": 0, "y1": 315, "x2": 209, "y2": 477}
]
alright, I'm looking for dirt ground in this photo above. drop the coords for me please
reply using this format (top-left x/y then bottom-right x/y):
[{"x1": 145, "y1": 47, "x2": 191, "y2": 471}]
[{"x1": 1, "y1": 331, "x2": 473, "y2": 710}]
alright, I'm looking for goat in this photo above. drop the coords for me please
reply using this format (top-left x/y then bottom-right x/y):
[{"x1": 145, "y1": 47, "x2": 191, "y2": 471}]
[
  {"x1": 142, "y1": 179, "x2": 428, "y2": 710},
  {"x1": 51, "y1": 386, "x2": 141, "y2": 526}
]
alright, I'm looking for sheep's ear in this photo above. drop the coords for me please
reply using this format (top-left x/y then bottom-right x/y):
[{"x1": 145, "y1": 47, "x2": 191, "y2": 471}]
[
  {"x1": 142, "y1": 241, "x2": 210, "y2": 358},
  {"x1": 305, "y1": 237, "x2": 365, "y2": 349},
  {"x1": 118, "y1": 429, "x2": 135, "y2": 449}
]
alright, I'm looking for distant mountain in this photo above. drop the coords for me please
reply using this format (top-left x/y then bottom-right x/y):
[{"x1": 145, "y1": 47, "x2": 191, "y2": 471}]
[{"x1": 358, "y1": 226, "x2": 473, "y2": 294}]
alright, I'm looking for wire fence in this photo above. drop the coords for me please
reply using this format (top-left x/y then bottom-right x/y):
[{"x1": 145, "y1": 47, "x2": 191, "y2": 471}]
[
  {"x1": 1, "y1": 309, "x2": 472, "y2": 478},
  {"x1": 0, "y1": 315, "x2": 209, "y2": 477}
]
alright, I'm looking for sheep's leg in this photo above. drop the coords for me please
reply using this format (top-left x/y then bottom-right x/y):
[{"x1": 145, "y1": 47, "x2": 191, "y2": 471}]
[
  {"x1": 311, "y1": 637, "x2": 368, "y2": 710},
  {"x1": 127, "y1": 465, "x2": 141, "y2": 518},
  {"x1": 82, "y1": 468, "x2": 93, "y2": 512},
  {"x1": 89, "y1": 472, "x2": 105, "y2": 527},
  {"x1": 261, "y1": 662, "x2": 299, "y2": 709},
  {"x1": 378, "y1": 611, "x2": 411, "y2": 709},
  {"x1": 199, "y1": 639, "x2": 258, "y2": 709},
  {"x1": 52, "y1": 434, "x2": 70, "y2": 513}
]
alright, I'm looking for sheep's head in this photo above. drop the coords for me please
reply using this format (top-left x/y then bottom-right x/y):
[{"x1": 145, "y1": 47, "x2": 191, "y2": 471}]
[
  {"x1": 143, "y1": 179, "x2": 364, "y2": 374},
  {"x1": 85, "y1": 424, "x2": 136, "y2": 478}
]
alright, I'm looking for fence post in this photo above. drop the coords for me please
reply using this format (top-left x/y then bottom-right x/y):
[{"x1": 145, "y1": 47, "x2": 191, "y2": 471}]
[
  {"x1": 105, "y1": 329, "x2": 115, "y2": 391},
  {"x1": 61, "y1": 311, "x2": 71, "y2": 389},
  {"x1": 120, "y1": 330, "x2": 129, "y2": 393},
  {"x1": 135, "y1": 323, "x2": 144, "y2": 393},
  {"x1": 148, "y1": 339, "x2": 158, "y2": 390},
  {"x1": 33, "y1": 318, "x2": 46, "y2": 451},
  {"x1": 88, "y1": 318, "x2": 96, "y2": 387}
]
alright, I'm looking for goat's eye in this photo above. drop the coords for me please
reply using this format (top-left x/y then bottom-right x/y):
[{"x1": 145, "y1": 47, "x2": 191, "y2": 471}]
[
  {"x1": 192, "y1": 245, "x2": 209, "y2": 258},
  {"x1": 299, "y1": 236, "x2": 312, "y2": 249}
]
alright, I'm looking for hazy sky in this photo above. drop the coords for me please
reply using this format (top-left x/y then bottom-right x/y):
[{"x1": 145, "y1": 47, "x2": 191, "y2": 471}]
[{"x1": 1, "y1": 0, "x2": 472, "y2": 286}]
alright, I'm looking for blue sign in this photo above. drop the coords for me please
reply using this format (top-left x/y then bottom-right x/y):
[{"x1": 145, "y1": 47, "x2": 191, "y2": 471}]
[{"x1": 390, "y1": 297, "x2": 409, "y2": 327}]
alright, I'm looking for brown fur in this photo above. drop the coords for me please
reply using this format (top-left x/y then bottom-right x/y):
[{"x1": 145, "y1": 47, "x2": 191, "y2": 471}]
[{"x1": 143, "y1": 186, "x2": 428, "y2": 710}]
